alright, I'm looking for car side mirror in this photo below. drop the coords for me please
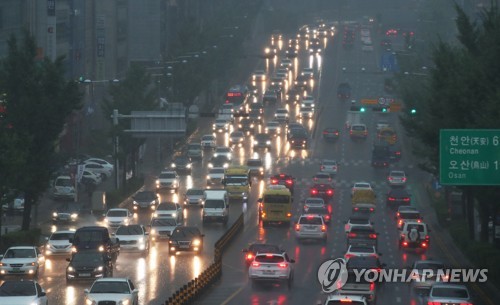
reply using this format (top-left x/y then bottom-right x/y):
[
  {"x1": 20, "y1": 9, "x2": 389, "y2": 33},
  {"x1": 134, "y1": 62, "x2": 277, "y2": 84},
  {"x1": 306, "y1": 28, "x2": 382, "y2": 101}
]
[
  {"x1": 133, "y1": 288, "x2": 139, "y2": 293},
  {"x1": 290, "y1": 259, "x2": 296, "y2": 263},
  {"x1": 84, "y1": 289, "x2": 90, "y2": 294},
  {"x1": 68, "y1": 238, "x2": 73, "y2": 243},
  {"x1": 111, "y1": 233, "x2": 116, "y2": 236},
  {"x1": 145, "y1": 232, "x2": 149, "y2": 235},
  {"x1": 40, "y1": 290, "x2": 46, "y2": 297},
  {"x1": 66, "y1": 258, "x2": 71, "y2": 262}
]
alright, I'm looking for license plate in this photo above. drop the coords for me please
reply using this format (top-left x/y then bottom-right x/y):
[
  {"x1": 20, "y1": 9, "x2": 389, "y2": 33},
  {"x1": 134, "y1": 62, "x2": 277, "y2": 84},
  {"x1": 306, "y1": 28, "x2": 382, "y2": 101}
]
[
  {"x1": 79, "y1": 273, "x2": 91, "y2": 277},
  {"x1": 279, "y1": 182, "x2": 285, "y2": 185},
  {"x1": 180, "y1": 245, "x2": 190, "y2": 249},
  {"x1": 263, "y1": 270, "x2": 275, "y2": 275},
  {"x1": 12, "y1": 268, "x2": 20, "y2": 272},
  {"x1": 306, "y1": 226, "x2": 316, "y2": 231}
]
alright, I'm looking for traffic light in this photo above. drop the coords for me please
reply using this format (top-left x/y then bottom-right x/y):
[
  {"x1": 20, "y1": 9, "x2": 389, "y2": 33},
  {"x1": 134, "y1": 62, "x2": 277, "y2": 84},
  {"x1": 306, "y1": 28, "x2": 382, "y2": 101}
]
[
  {"x1": 78, "y1": 76, "x2": 85, "y2": 83},
  {"x1": 382, "y1": 107, "x2": 388, "y2": 113},
  {"x1": 372, "y1": 106, "x2": 388, "y2": 112},
  {"x1": 410, "y1": 108, "x2": 416, "y2": 114},
  {"x1": 360, "y1": 107, "x2": 366, "y2": 112}
]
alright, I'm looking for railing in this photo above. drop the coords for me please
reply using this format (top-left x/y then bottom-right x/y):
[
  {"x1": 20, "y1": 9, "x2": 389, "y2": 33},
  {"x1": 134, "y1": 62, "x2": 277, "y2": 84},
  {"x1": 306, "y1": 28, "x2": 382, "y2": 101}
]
[{"x1": 164, "y1": 213, "x2": 244, "y2": 305}]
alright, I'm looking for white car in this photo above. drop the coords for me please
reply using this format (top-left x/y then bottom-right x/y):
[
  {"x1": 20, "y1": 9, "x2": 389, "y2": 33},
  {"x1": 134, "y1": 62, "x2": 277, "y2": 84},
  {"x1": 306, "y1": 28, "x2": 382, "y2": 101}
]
[
  {"x1": 295, "y1": 214, "x2": 327, "y2": 242},
  {"x1": 301, "y1": 67, "x2": 314, "y2": 78},
  {"x1": 104, "y1": 208, "x2": 134, "y2": 228},
  {"x1": 303, "y1": 197, "x2": 326, "y2": 209},
  {"x1": 0, "y1": 280, "x2": 48, "y2": 305},
  {"x1": 301, "y1": 95, "x2": 315, "y2": 108},
  {"x1": 114, "y1": 224, "x2": 149, "y2": 254},
  {"x1": 84, "y1": 278, "x2": 139, "y2": 305},
  {"x1": 200, "y1": 134, "x2": 216, "y2": 149},
  {"x1": 322, "y1": 295, "x2": 367, "y2": 305},
  {"x1": 312, "y1": 172, "x2": 332, "y2": 184},
  {"x1": 265, "y1": 121, "x2": 281, "y2": 135},
  {"x1": 229, "y1": 131, "x2": 245, "y2": 146},
  {"x1": 248, "y1": 252, "x2": 295, "y2": 288},
  {"x1": 344, "y1": 244, "x2": 379, "y2": 260},
  {"x1": 153, "y1": 202, "x2": 183, "y2": 222},
  {"x1": 351, "y1": 182, "x2": 373, "y2": 196},
  {"x1": 214, "y1": 146, "x2": 233, "y2": 160},
  {"x1": 252, "y1": 70, "x2": 266, "y2": 81},
  {"x1": 0, "y1": 246, "x2": 45, "y2": 277},
  {"x1": 207, "y1": 167, "x2": 225, "y2": 185},
  {"x1": 298, "y1": 106, "x2": 314, "y2": 119},
  {"x1": 388, "y1": 170, "x2": 407, "y2": 186},
  {"x1": 320, "y1": 159, "x2": 338, "y2": 174},
  {"x1": 44, "y1": 230, "x2": 75, "y2": 256},
  {"x1": 84, "y1": 158, "x2": 114, "y2": 170},
  {"x1": 149, "y1": 217, "x2": 179, "y2": 241},
  {"x1": 345, "y1": 214, "x2": 374, "y2": 233},
  {"x1": 82, "y1": 170, "x2": 102, "y2": 184},
  {"x1": 213, "y1": 118, "x2": 230, "y2": 133},
  {"x1": 156, "y1": 170, "x2": 179, "y2": 191},
  {"x1": 84, "y1": 162, "x2": 113, "y2": 179},
  {"x1": 274, "y1": 108, "x2": 289, "y2": 122}
]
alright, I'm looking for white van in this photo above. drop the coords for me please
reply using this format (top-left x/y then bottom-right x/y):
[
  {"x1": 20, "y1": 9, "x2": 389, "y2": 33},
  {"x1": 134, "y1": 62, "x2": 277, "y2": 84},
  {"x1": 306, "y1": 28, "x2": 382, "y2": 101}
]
[
  {"x1": 202, "y1": 190, "x2": 229, "y2": 225},
  {"x1": 53, "y1": 175, "x2": 76, "y2": 201}
]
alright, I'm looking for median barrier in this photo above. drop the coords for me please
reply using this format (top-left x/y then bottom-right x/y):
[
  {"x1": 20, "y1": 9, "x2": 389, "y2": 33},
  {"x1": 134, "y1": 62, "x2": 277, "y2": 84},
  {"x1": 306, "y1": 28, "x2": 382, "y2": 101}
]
[{"x1": 164, "y1": 214, "x2": 243, "y2": 305}]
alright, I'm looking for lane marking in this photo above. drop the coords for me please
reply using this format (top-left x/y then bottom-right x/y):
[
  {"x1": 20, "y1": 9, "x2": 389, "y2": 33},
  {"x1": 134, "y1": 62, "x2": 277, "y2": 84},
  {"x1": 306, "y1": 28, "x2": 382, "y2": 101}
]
[{"x1": 220, "y1": 283, "x2": 246, "y2": 305}]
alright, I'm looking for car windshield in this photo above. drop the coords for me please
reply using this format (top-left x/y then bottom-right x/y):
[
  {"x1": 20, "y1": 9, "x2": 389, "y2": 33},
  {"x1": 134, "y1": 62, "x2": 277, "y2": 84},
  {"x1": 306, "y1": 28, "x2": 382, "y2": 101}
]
[
  {"x1": 158, "y1": 202, "x2": 176, "y2": 210},
  {"x1": 216, "y1": 148, "x2": 230, "y2": 153},
  {"x1": 134, "y1": 192, "x2": 156, "y2": 200},
  {"x1": 231, "y1": 132, "x2": 244, "y2": 137},
  {"x1": 264, "y1": 195, "x2": 290, "y2": 203},
  {"x1": 391, "y1": 171, "x2": 405, "y2": 177},
  {"x1": 349, "y1": 246, "x2": 374, "y2": 253},
  {"x1": 74, "y1": 231, "x2": 104, "y2": 243},
  {"x1": 151, "y1": 218, "x2": 177, "y2": 226},
  {"x1": 267, "y1": 122, "x2": 279, "y2": 127},
  {"x1": 107, "y1": 210, "x2": 127, "y2": 217},
  {"x1": 201, "y1": 135, "x2": 214, "y2": 141},
  {"x1": 171, "y1": 227, "x2": 200, "y2": 239},
  {"x1": 3, "y1": 248, "x2": 36, "y2": 258},
  {"x1": 315, "y1": 174, "x2": 330, "y2": 179},
  {"x1": 188, "y1": 143, "x2": 200, "y2": 149},
  {"x1": 400, "y1": 212, "x2": 420, "y2": 219},
  {"x1": 305, "y1": 198, "x2": 324, "y2": 205},
  {"x1": 323, "y1": 160, "x2": 336, "y2": 165},
  {"x1": 55, "y1": 178, "x2": 72, "y2": 187},
  {"x1": 72, "y1": 252, "x2": 104, "y2": 263},
  {"x1": 349, "y1": 218, "x2": 370, "y2": 225},
  {"x1": 247, "y1": 160, "x2": 262, "y2": 167},
  {"x1": 355, "y1": 183, "x2": 370, "y2": 188},
  {"x1": 299, "y1": 216, "x2": 322, "y2": 225},
  {"x1": 159, "y1": 172, "x2": 176, "y2": 179},
  {"x1": 250, "y1": 244, "x2": 281, "y2": 254},
  {"x1": 306, "y1": 207, "x2": 327, "y2": 214},
  {"x1": 225, "y1": 176, "x2": 248, "y2": 185},
  {"x1": 432, "y1": 287, "x2": 469, "y2": 299},
  {"x1": 50, "y1": 232, "x2": 74, "y2": 240},
  {"x1": 116, "y1": 225, "x2": 143, "y2": 235},
  {"x1": 0, "y1": 281, "x2": 36, "y2": 296},
  {"x1": 255, "y1": 255, "x2": 284, "y2": 263},
  {"x1": 209, "y1": 168, "x2": 225, "y2": 174},
  {"x1": 276, "y1": 109, "x2": 287, "y2": 114},
  {"x1": 90, "y1": 281, "x2": 130, "y2": 294},
  {"x1": 204, "y1": 199, "x2": 225, "y2": 209},
  {"x1": 186, "y1": 189, "x2": 204, "y2": 196},
  {"x1": 352, "y1": 125, "x2": 366, "y2": 131}
]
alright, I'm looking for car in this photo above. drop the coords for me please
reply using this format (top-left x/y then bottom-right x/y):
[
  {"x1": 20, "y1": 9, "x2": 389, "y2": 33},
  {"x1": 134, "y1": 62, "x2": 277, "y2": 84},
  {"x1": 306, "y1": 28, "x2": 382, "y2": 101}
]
[
  {"x1": 0, "y1": 246, "x2": 45, "y2": 277},
  {"x1": 51, "y1": 203, "x2": 80, "y2": 223},
  {"x1": 239, "y1": 118, "x2": 256, "y2": 135},
  {"x1": 294, "y1": 74, "x2": 310, "y2": 90},
  {"x1": 253, "y1": 133, "x2": 272, "y2": 150},
  {"x1": 265, "y1": 121, "x2": 281, "y2": 136},
  {"x1": 71, "y1": 226, "x2": 120, "y2": 260},
  {"x1": 248, "y1": 109, "x2": 263, "y2": 124},
  {"x1": 301, "y1": 95, "x2": 315, "y2": 108},
  {"x1": 213, "y1": 117, "x2": 231, "y2": 133},
  {"x1": 270, "y1": 173, "x2": 295, "y2": 193},
  {"x1": 104, "y1": 208, "x2": 134, "y2": 228},
  {"x1": 322, "y1": 128, "x2": 340, "y2": 142},
  {"x1": 295, "y1": 214, "x2": 327, "y2": 243},
  {"x1": 155, "y1": 170, "x2": 179, "y2": 191},
  {"x1": 252, "y1": 70, "x2": 266, "y2": 82},
  {"x1": 229, "y1": 131, "x2": 245, "y2": 147},
  {"x1": 285, "y1": 47, "x2": 298, "y2": 58},
  {"x1": 320, "y1": 159, "x2": 338, "y2": 174},
  {"x1": 347, "y1": 225, "x2": 378, "y2": 247},
  {"x1": 285, "y1": 88, "x2": 301, "y2": 104},
  {"x1": 351, "y1": 182, "x2": 373, "y2": 196},
  {"x1": 337, "y1": 82, "x2": 352, "y2": 100},
  {"x1": 372, "y1": 143, "x2": 391, "y2": 167},
  {"x1": 310, "y1": 183, "x2": 335, "y2": 200},
  {"x1": 262, "y1": 46, "x2": 277, "y2": 58},
  {"x1": 241, "y1": 242, "x2": 282, "y2": 267},
  {"x1": 248, "y1": 252, "x2": 295, "y2": 288},
  {"x1": 263, "y1": 89, "x2": 279, "y2": 103},
  {"x1": 298, "y1": 106, "x2": 314, "y2": 119},
  {"x1": 114, "y1": 224, "x2": 150, "y2": 254},
  {"x1": 149, "y1": 217, "x2": 179, "y2": 241},
  {"x1": 84, "y1": 278, "x2": 139, "y2": 305},
  {"x1": 84, "y1": 158, "x2": 113, "y2": 171},
  {"x1": 132, "y1": 191, "x2": 159, "y2": 211},
  {"x1": 183, "y1": 188, "x2": 205, "y2": 207},
  {"x1": 170, "y1": 155, "x2": 192, "y2": 174},
  {"x1": 350, "y1": 124, "x2": 368, "y2": 139},
  {"x1": 186, "y1": 142, "x2": 203, "y2": 160},
  {"x1": 395, "y1": 207, "x2": 422, "y2": 229},
  {"x1": 312, "y1": 172, "x2": 333, "y2": 184},
  {"x1": 246, "y1": 158, "x2": 264, "y2": 177},
  {"x1": 200, "y1": 134, "x2": 216, "y2": 149},
  {"x1": 249, "y1": 101, "x2": 264, "y2": 114},
  {"x1": 409, "y1": 259, "x2": 447, "y2": 290},
  {"x1": 302, "y1": 206, "x2": 331, "y2": 224},
  {"x1": 288, "y1": 129, "x2": 309, "y2": 149},
  {"x1": 303, "y1": 197, "x2": 326, "y2": 209},
  {"x1": 375, "y1": 119, "x2": 390, "y2": 131},
  {"x1": 377, "y1": 127, "x2": 397, "y2": 145},
  {"x1": 339, "y1": 256, "x2": 385, "y2": 303},
  {"x1": 81, "y1": 170, "x2": 102, "y2": 185},
  {"x1": 380, "y1": 38, "x2": 392, "y2": 51},
  {"x1": 270, "y1": 78, "x2": 284, "y2": 92},
  {"x1": 301, "y1": 67, "x2": 314, "y2": 78},
  {"x1": 44, "y1": 230, "x2": 75, "y2": 256},
  {"x1": 208, "y1": 155, "x2": 231, "y2": 169},
  {"x1": 153, "y1": 202, "x2": 183, "y2": 222},
  {"x1": 280, "y1": 59, "x2": 293, "y2": 68},
  {"x1": 83, "y1": 162, "x2": 113, "y2": 179},
  {"x1": 0, "y1": 280, "x2": 48, "y2": 304},
  {"x1": 388, "y1": 170, "x2": 407, "y2": 186},
  {"x1": 344, "y1": 213, "x2": 374, "y2": 233},
  {"x1": 168, "y1": 226, "x2": 204, "y2": 255},
  {"x1": 427, "y1": 284, "x2": 473, "y2": 305},
  {"x1": 214, "y1": 146, "x2": 233, "y2": 160},
  {"x1": 66, "y1": 251, "x2": 113, "y2": 282},
  {"x1": 344, "y1": 244, "x2": 380, "y2": 260},
  {"x1": 207, "y1": 167, "x2": 225, "y2": 185},
  {"x1": 399, "y1": 221, "x2": 430, "y2": 250},
  {"x1": 321, "y1": 295, "x2": 368, "y2": 305},
  {"x1": 1, "y1": 191, "x2": 25, "y2": 214},
  {"x1": 274, "y1": 108, "x2": 289, "y2": 123},
  {"x1": 386, "y1": 188, "x2": 411, "y2": 207}
]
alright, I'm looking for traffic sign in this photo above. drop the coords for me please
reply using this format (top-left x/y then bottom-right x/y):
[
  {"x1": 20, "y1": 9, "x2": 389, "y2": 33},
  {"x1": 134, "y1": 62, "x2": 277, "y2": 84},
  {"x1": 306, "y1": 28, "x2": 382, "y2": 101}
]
[
  {"x1": 389, "y1": 102, "x2": 402, "y2": 112},
  {"x1": 361, "y1": 99, "x2": 378, "y2": 105},
  {"x1": 440, "y1": 129, "x2": 500, "y2": 185}
]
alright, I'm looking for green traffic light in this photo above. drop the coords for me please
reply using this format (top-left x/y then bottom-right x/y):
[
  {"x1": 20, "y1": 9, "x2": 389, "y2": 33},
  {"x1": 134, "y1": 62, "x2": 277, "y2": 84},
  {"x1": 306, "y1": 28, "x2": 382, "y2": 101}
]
[
  {"x1": 411, "y1": 109, "x2": 416, "y2": 114},
  {"x1": 360, "y1": 107, "x2": 366, "y2": 112},
  {"x1": 382, "y1": 107, "x2": 387, "y2": 112}
]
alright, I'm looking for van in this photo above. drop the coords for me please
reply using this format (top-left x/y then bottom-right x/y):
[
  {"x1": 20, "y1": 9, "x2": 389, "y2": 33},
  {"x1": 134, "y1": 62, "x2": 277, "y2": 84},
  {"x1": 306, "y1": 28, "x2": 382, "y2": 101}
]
[
  {"x1": 53, "y1": 175, "x2": 76, "y2": 201},
  {"x1": 202, "y1": 190, "x2": 229, "y2": 225},
  {"x1": 350, "y1": 124, "x2": 368, "y2": 139}
]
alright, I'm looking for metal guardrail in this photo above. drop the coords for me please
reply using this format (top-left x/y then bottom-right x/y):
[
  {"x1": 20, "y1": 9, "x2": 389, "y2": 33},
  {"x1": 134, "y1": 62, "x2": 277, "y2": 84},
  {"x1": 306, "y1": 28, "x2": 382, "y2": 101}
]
[{"x1": 164, "y1": 213, "x2": 244, "y2": 305}]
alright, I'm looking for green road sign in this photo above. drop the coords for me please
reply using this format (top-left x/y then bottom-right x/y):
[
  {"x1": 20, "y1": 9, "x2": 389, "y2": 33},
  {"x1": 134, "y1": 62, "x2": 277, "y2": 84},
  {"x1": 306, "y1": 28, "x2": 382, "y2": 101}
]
[{"x1": 440, "y1": 129, "x2": 500, "y2": 185}]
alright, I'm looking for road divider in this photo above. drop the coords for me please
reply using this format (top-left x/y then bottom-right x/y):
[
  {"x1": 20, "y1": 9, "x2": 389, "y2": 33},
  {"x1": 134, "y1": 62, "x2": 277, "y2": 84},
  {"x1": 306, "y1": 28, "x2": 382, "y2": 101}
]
[{"x1": 164, "y1": 213, "x2": 244, "y2": 305}]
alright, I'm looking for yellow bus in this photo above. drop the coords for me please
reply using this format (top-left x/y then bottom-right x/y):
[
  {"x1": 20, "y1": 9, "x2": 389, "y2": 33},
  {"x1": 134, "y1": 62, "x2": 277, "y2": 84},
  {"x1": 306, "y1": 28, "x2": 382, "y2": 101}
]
[
  {"x1": 259, "y1": 185, "x2": 293, "y2": 226},
  {"x1": 223, "y1": 166, "x2": 251, "y2": 200}
]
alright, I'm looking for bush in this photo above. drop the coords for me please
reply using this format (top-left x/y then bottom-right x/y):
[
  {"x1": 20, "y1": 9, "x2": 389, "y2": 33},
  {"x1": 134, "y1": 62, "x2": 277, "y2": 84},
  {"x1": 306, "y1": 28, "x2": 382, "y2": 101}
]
[
  {"x1": 106, "y1": 176, "x2": 144, "y2": 208},
  {"x1": 0, "y1": 228, "x2": 42, "y2": 253}
]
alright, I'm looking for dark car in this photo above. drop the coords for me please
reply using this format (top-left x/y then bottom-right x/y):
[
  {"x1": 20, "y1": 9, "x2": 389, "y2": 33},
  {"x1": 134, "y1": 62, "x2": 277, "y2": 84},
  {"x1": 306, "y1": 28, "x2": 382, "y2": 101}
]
[
  {"x1": 65, "y1": 251, "x2": 113, "y2": 282},
  {"x1": 310, "y1": 183, "x2": 335, "y2": 200},
  {"x1": 380, "y1": 38, "x2": 392, "y2": 51},
  {"x1": 322, "y1": 128, "x2": 340, "y2": 142},
  {"x1": 70, "y1": 226, "x2": 120, "y2": 260},
  {"x1": 208, "y1": 155, "x2": 230, "y2": 169},
  {"x1": 253, "y1": 133, "x2": 272, "y2": 150},
  {"x1": 239, "y1": 118, "x2": 256, "y2": 135},
  {"x1": 263, "y1": 90, "x2": 279, "y2": 103},
  {"x1": 168, "y1": 226, "x2": 204, "y2": 255},
  {"x1": 249, "y1": 102, "x2": 264, "y2": 114},
  {"x1": 371, "y1": 144, "x2": 390, "y2": 167},
  {"x1": 285, "y1": 88, "x2": 301, "y2": 104},
  {"x1": 285, "y1": 47, "x2": 298, "y2": 58},
  {"x1": 269, "y1": 78, "x2": 284, "y2": 93},
  {"x1": 337, "y1": 82, "x2": 351, "y2": 100},
  {"x1": 294, "y1": 74, "x2": 310, "y2": 90},
  {"x1": 242, "y1": 243, "x2": 282, "y2": 267},
  {"x1": 288, "y1": 129, "x2": 309, "y2": 149},
  {"x1": 246, "y1": 158, "x2": 264, "y2": 177},
  {"x1": 270, "y1": 173, "x2": 295, "y2": 194},
  {"x1": 132, "y1": 191, "x2": 159, "y2": 211},
  {"x1": 347, "y1": 226, "x2": 378, "y2": 247},
  {"x1": 248, "y1": 109, "x2": 263, "y2": 124},
  {"x1": 170, "y1": 155, "x2": 192, "y2": 174},
  {"x1": 303, "y1": 206, "x2": 332, "y2": 224},
  {"x1": 386, "y1": 188, "x2": 411, "y2": 207},
  {"x1": 52, "y1": 203, "x2": 81, "y2": 223}
]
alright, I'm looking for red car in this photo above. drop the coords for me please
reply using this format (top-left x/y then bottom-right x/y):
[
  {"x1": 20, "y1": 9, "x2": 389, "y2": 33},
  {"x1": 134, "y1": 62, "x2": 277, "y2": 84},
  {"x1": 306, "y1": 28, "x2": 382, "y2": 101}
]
[
  {"x1": 270, "y1": 174, "x2": 295, "y2": 193},
  {"x1": 310, "y1": 183, "x2": 334, "y2": 199}
]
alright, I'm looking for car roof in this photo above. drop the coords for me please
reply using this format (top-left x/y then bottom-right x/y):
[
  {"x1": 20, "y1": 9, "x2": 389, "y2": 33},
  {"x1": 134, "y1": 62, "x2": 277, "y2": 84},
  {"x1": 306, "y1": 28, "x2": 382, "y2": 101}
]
[
  {"x1": 93, "y1": 277, "x2": 130, "y2": 283},
  {"x1": 108, "y1": 208, "x2": 129, "y2": 212},
  {"x1": 6, "y1": 246, "x2": 37, "y2": 250},
  {"x1": 51, "y1": 230, "x2": 76, "y2": 235}
]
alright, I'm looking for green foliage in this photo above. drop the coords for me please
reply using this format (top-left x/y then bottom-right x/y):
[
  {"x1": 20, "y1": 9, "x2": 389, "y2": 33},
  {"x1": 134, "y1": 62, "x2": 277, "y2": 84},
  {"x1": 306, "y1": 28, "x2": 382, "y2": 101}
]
[{"x1": 0, "y1": 228, "x2": 42, "y2": 252}]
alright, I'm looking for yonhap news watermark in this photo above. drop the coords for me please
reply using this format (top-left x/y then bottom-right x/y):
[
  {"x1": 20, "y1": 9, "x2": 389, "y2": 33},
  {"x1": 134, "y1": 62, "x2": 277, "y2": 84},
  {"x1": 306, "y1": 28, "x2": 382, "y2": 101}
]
[{"x1": 317, "y1": 259, "x2": 488, "y2": 293}]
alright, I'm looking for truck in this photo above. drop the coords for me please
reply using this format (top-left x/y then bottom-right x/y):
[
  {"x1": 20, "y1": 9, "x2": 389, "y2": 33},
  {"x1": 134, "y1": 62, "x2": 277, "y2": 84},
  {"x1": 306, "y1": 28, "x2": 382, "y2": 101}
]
[
  {"x1": 70, "y1": 226, "x2": 120, "y2": 260},
  {"x1": 351, "y1": 189, "x2": 376, "y2": 213},
  {"x1": 223, "y1": 166, "x2": 251, "y2": 201},
  {"x1": 202, "y1": 189, "x2": 229, "y2": 225}
]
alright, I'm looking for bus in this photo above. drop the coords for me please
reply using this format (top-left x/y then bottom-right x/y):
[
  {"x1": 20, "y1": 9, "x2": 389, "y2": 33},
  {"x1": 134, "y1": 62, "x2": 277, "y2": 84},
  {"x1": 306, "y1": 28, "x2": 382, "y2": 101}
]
[
  {"x1": 225, "y1": 85, "x2": 249, "y2": 114},
  {"x1": 223, "y1": 166, "x2": 251, "y2": 201},
  {"x1": 259, "y1": 185, "x2": 293, "y2": 226}
]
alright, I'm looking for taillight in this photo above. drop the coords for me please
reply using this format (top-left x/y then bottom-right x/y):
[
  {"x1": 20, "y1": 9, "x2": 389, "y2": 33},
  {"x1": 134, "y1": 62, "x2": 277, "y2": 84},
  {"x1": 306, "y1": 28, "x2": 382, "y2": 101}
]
[
  {"x1": 398, "y1": 220, "x2": 403, "y2": 225},
  {"x1": 425, "y1": 235, "x2": 430, "y2": 241},
  {"x1": 369, "y1": 233, "x2": 377, "y2": 239},
  {"x1": 320, "y1": 165, "x2": 325, "y2": 170},
  {"x1": 427, "y1": 302, "x2": 442, "y2": 305},
  {"x1": 344, "y1": 254, "x2": 354, "y2": 260},
  {"x1": 396, "y1": 212, "x2": 400, "y2": 217},
  {"x1": 388, "y1": 197, "x2": 395, "y2": 201},
  {"x1": 403, "y1": 198, "x2": 410, "y2": 202},
  {"x1": 417, "y1": 219, "x2": 422, "y2": 223},
  {"x1": 286, "y1": 179, "x2": 293, "y2": 184},
  {"x1": 326, "y1": 189, "x2": 333, "y2": 196},
  {"x1": 348, "y1": 233, "x2": 356, "y2": 238},
  {"x1": 421, "y1": 242, "x2": 428, "y2": 248},
  {"x1": 271, "y1": 179, "x2": 278, "y2": 184},
  {"x1": 402, "y1": 241, "x2": 408, "y2": 247},
  {"x1": 252, "y1": 262, "x2": 260, "y2": 267},
  {"x1": 295, "y1": 224, "x2": 300, "y2": 231},
  {"x1": 340, "y1": 299, "x2": 353, "y2": 303},
  {"x1": 321, "y1": 225, "x2": 326, "y2": 232},
  {"x1": 369, "y1": 282, "x2": 375, "y2": 291},
  {"x1": 311, "y1": 189, "x2": 318, "y2": 195},
  {"x1": 286, "y1": 213, "x2": 292, "y2": 217},
  {"x1": 278, "y1": 262, "x2": 288, "y2": 268},
  {"x1": 402, "y1": 177, "x2": 407, "y2": 182},
  {"x1": 246, "y1": 254, "x2": 253, "y2": 260},
  {"x1": 354, "y1": 207, "x2": 359, "y2": 211},
  {"x1": 370, "y1": 208, "x2": 374, "y2": 212},
  {"x1": 388, "y1": 177, "x2": 393, "y2": 181},
  {"x1": 325, "y1": 215, "x2": 330, "y2": 220}
]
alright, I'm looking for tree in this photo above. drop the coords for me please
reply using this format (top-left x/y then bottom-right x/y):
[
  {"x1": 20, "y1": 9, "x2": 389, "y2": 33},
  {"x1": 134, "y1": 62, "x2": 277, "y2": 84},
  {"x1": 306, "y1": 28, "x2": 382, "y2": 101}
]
[
  {"x1": 0, "y1": 31, "x2": 82, "y2": 230},
  {"x1": 101, "y1": 64, "x2": 157, "y2": 188}
]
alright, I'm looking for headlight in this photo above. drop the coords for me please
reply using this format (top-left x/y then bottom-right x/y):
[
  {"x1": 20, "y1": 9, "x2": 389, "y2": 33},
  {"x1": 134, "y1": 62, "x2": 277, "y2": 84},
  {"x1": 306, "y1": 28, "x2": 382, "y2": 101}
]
[
  {"x1": 266, "y1": 140, "x2": 271, "y2": 144},
  {"x1": 254, "y1": 141, "x2": 259, "y2": 145},
  {"x1": 71, "y1": 213, "x2": 78, "y2": 219},
  {"x1": 206, "y1": 175, "x2": 211, "y2": 180},
  {"x1": 186, "y1": 164, "x2": 192, "y2": 168},
  {"x1": 150, "y1": 229, "x2": 156, "y2": 235},
  {"x1": 71, "y1": 246, "x2": 77, "y2": 253},
  {"x1": 156, "y1": 179, "x2": 160, "y2": 185},
  {"x1": 52, "y1": 212, "x2": 57, "y2": 217},
  {"x1": 124, "y1": 218, "x2": 129, "y2": 224},
  {"x1": 138, "y1": 237, "x2": 144, "y2": 244},
  {"x1": 208, "y1": 163, "x2": 213, "y2": 168},
  {"x1": 98, "y1": 245, "x2": 105, "y2": 252},
  {"x1": 67, "y1": 266, "x2": 74, "y2": 272},
  {"x1": 153, "y1": 213, "x2": 158, "y2": 217},
  {"x1": 103, "y1": 218, "x2": 108, "y2": 222},
  {"x1": 259, "y1": 167, "x2": 264, "y2": 172},
  {"x1": 171, "y1": 163, "x2": 176, "y2": 168},
  {"x1": 96, "y1": 266, "x2": 104, "y2": 272},
  {"x1": 85, "y1": 299, "x2": 96, "y2": 305},
  {"x1": 192, "y1": 239, "x2": 201, "y2": 246},
  {"x1": 172, "y1": 213, "x2": 177, "y2": 218},
  {"x1": 119, "y1": 300, "x2": 131, "y2": 305},
  {"x1": 133, "y1": 201, "x2": 138, "y2": 205}
]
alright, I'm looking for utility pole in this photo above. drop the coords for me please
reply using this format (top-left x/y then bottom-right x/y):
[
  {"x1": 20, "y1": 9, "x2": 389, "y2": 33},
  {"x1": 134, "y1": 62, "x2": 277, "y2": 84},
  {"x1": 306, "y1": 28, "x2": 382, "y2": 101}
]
[{"x1": 112, "y1": 109, "x2": 120, "y2": 190}]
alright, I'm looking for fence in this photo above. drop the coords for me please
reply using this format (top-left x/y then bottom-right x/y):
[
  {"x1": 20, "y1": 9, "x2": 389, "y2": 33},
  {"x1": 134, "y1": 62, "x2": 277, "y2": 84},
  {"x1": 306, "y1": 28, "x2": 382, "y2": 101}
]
[{"x1": 164, "y1": 213, "x2": 244, "y2": 305}]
